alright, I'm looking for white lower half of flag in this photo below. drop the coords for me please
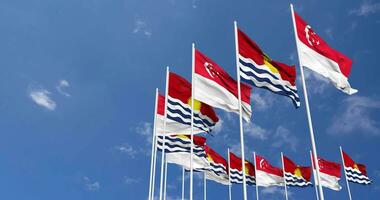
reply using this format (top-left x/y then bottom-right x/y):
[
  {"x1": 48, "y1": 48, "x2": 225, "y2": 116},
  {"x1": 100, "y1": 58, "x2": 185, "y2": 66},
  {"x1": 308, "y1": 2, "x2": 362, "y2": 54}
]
[
  {"x1": 193, "y1": 74, "x2": 251, "y2": 122},
  {"x1": 345, "y1": 167, "x2": 372, "y2": 185},
  {"x1": 297, "y1": 40, "x2": 357, "y2": 95},
  {"x1": 256, "y1": 170, "x2": 284, "y2": 187},
  {"x1": 316, "y1": 171, "x2": 342, "y2": 191},
  {"x1": 205, "y1": 171, "x2": 230, "y2": 185},
  {"x1": 166, "y1": 152, "x2": 209, "y2": 170}
]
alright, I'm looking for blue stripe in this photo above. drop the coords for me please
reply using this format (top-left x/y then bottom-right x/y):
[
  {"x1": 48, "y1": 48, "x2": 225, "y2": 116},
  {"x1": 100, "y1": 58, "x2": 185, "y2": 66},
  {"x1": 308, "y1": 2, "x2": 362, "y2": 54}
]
[{"x1": 239, "y1": 58, "x2": 280, "y2": 82}]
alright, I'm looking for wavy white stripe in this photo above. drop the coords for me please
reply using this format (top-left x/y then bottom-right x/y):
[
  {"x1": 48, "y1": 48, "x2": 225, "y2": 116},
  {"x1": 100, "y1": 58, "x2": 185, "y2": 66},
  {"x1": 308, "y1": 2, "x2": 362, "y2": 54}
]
[
  {"x1": 240, "y1": 72, "x2": 299, "y2": 104},
  {"x1": 239, "y1": 55, "x2": 297, "y2": 91},
  {"x1": 168, "y1": 96, "x2": 216, "y2": 124}
]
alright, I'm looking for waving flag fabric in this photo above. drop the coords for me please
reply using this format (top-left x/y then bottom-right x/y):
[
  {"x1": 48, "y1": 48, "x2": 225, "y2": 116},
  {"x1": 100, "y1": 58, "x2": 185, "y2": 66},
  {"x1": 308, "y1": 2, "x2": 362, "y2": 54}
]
[
  {"x1": 293, "y1": 11, "x2": 357, "y2": 95},
  {"x1": 194, "y1": 49, "x2": 252, "y2": 121},
  {"x1": 255, "y1": 154, "x2": 284, "y2": 187},
  {"x1": 165, "y1": 72, "x2": 219, "y2": 134},
  {"x1": 156, "y1": 94, "x2": 199, "y2": 135},
  {"x1": 316, "y1": 157, "x2": 342, "y2": 191},
  {"x1": 283, "y1": 155, "x2": 312, "y2": 187},
  {"x1": 229, "y1": 152, "x2": 256, "y2": 185},
  {"x1": 237, "y1": 28, "x2": 300, "y2": 107},
  {"x1": 342, "y1": 150, "x2": 372, "y2": 185},
  {"x1": 157, "y1": 135, "x2": 209, "y2": 170},
  {"x1": 198, "y1": 146, "x2": 230, "y2": 185}
]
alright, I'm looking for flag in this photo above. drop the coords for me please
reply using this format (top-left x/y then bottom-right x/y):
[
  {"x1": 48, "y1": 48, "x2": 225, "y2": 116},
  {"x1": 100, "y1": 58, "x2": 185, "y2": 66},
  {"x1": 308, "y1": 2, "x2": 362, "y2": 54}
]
[
  {"x1": 293, "y1": 11, "x2": 357, "y2": 95},
  {"x1": 255, "y1": 154, "x2": 284, "y2": 187},
  {"x1": 229, "y1": 152, "x2": 256, "y2": 185},
  {"x1": 199, "y1": 146, "x2": 230, "y2": 185},
  {"x1": 156, "y1": 94, "x2": 200, "y2": 135},
  {"x1": 157, "y1": 135, "x2": 209, "y2": 170},
  {"x1": 283, "y1": 155, "x2": 312, "y2": 187},
  {"x1": 237, "y1": 28, "x2": 300, "y2": 107},
  {"x1": 342, "y1": 150, "x2": 372, "y2": 185},
  {"x1": 194, "y1": 49, "x2": 252, "y2": 121},
  {"x1": 164, "y1": 72, "x2": 219, "y2": 134},
  {"x1": 316, "y1": 157, "x2": 342, "y2": 191}
]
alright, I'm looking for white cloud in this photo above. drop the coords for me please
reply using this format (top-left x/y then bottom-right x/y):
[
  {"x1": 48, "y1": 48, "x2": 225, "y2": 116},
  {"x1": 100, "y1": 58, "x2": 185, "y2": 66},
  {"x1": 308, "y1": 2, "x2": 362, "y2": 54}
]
[
  {"x1": 136, "y1": 122, "x2": 153, "y2": 143},
  {"x1": 124, "y1": 176, "x2": 141, "y2": 184},
  {"x1": 272, "y1": 126, "x2": 299, "y2": 152},
  {"x1": 114, "y1": 143, "x2": 138, "y2": 158},
  {"x1": 29, "y1": 88, "x2": 56, "y2": 111},
  {"x1": 56, "y1": 79, "x2": 71, "y2": 97},
  {"x1": 328, "y1": 96, "x2": 380, "y2": 135},
  {"x1": 212, "y1": 119, "x2": 223, "y2": 135},
  {"x1": 252, "y1": 92, "x2": 274, "y2": 111},
  {"x1": 261, "y1": 186, "x2": 291, "y2": 197},
  {"x1": 191, "y1": 0, "x2": 198, "y2": 9},
  {"x1": 133, "y1": 19, "x2": 152, "y2": 37},
  {"x1": 83, "y1": 176, "x2": 100, "y2": 191},
  {"x1": 244, "y1": 122, "x2": 269, "y2": 140},
  {"x1": 302, "y1": 68, "x2": 330, "y2": 95},
  {"x1": 349, "y1": 1, "x2": 380, "y2": 16},
  {"x1": 325, "y1": 28, "x2": 333, "y2": 39}
]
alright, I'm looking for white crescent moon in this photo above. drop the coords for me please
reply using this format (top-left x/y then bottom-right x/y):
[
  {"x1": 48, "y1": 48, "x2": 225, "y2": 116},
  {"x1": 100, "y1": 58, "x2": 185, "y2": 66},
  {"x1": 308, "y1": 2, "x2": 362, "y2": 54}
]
[
  {"x1": 259, "y1": 159, "x2": 265, "y2": 168},
  {"x1": 204, "y1": 62, "x2": 215, "y2": 78}
]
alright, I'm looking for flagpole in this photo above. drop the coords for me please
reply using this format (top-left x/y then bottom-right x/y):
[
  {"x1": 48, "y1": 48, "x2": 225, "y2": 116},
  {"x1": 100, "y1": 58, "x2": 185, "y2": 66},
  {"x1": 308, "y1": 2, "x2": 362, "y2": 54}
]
[
  {"x1": 234, "y1": 20, "x2": 248, "y2": 200},
  {"x1": 159, "y1": 67, "x2": 170, "y2": 200},
  {"x1": 310, "y1": 150, "x2": 320, "y2": 200},
  {"x1": 190, "y1": 42, "x2": 195, "y2": 200},
  {"x1": 281, "y1": 152, "x2": 289, "y2": 200},
  {"x1": 340, "y1": 146, "x2": 353, "y2": 200},
  {"x1": 182, "y1": 167, "x2": 185, "y2": 200},
  {"x1": 204, "y1": 173, "x2": 207, "y2": 200},
  {"x1": 163, "y1": 159, "x2": 168, "y2": 200},
  {"x1": 148, "y1": 88, "x2": 159, "y2": 200},
  {"x1": 152, "y1": 126, "x2": 159, "y2": 200},
  {"x1": 290, "y1": 4, "x2": 324, "y2": 200},
  {"x1": 253, "y1": 152, "x2": 259, "y2": 200},
  {"x1": 228, "y1": 148, "x2": 232, "y2": 200}
]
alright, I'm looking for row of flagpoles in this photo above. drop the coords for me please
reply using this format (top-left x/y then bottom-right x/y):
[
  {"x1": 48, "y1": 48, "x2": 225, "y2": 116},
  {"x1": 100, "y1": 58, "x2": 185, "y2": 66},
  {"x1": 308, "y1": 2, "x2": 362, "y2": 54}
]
[{"x1": 147, "y1": 4, "x2": 369, "y2": 200}]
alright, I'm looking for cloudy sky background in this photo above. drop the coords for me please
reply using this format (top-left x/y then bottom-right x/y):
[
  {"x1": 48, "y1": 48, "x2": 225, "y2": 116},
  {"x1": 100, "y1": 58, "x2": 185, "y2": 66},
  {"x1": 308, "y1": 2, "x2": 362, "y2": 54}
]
[{"x1": 0, "y1": 0, "x2": 379, "y2": 199}]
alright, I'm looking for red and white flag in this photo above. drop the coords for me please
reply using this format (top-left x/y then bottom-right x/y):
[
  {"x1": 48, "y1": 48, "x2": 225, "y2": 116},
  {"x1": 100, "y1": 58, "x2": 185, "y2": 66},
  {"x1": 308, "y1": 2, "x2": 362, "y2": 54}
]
[
  {"x1": 255, "y1": 154, "x2": 284, "y2": 187},
  {"x1": 316, "y1": 157, "x2": 342, "y2": 191},
  {"x1": 194, "y1": 49, "x2": 252, "y2": 121},
  {"x1": 292, "y1": 10, "x2": 357, "y2": 95}
]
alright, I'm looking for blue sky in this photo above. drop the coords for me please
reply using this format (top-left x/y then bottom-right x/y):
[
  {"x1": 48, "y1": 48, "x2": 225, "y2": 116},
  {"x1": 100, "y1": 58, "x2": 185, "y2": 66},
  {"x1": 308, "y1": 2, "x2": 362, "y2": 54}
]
[{"x1": 0, "y1": 0, "x2": 379, "y2": 199}]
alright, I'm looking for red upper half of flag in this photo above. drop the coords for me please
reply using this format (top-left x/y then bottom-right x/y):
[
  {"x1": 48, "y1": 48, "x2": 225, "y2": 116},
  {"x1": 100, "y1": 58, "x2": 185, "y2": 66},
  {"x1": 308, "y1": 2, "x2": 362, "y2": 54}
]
[
  {"x1": 168, "y1": 72, "x2": 219, "y2": 122},
  {"x1": 205, "y1": 146, "x2": 227, "y2": 168},
  {"x1": 194, "y1": 49, "x2": 251, "y2": 104},
  {"x1": 237, "y1": 28, "x2": 297, "y2": 86},
  {"x1": 342, "y1": 150, "x2": 368, "y2": 176},
  {"x1": 283, "y1": 156, "x2": 311, "y2": 181},
  {"x1": 318, "y1": 157, "x2": 341, "y2": 178},
  {"x1": 229, "y1": 152, "x2": 255, "y2": 176},
  {"x1": 255, "y1": 154, "x2": 283, "y2": 177},
  {"x1": 294, "y1": 12, "x2": 353, "y2": 78},
  {"x1": 157, "y1": 93, "x2": 165, "y2": 115}
]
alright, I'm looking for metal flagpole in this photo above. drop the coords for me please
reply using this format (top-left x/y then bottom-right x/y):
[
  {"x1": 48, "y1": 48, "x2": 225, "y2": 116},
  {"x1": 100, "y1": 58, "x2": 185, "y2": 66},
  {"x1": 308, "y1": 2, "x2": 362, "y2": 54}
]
[
  {"x1": 253, "y1": 152, "x2": 259, "y2": 200},
  {"x1": 148, "y1": 89, "x2": 159, "y2": 200},
  {"x1": 234, "y1": 20, "x2": 248, "y2": 200},
  {"x1": 182, "y1": 167, "x2": 185, "y2": 200},
  {"x1": 290, "y1": 4, "x2": 324, "y2": 200},
  {"x1": 340, "y1": 146, "x2": 353, "y2": 200},
  {"x1": 190, "y1": 43, "x2": 195, "y2": 200},
  {"x1": 151, "y1": 123, "x2": 159, "y2": 200},
  {"x1": 163, "y1": 159, "x2": 168, "y2": 200},
  {"x1": 281, "y1": 152, "x2": 289, "y2": 200},
  {"x1": 310, "y1": 150, "x2": 320, "y2": 200},
  {"x1": 159, "y1": 67, "x2": 170, "y2": 200},
  {"x1": 228, "y1": 148, "x2": 232, "y2": 200},
  {"x1": 204, "y1": 173, "x2": 207, "y2": 200}
]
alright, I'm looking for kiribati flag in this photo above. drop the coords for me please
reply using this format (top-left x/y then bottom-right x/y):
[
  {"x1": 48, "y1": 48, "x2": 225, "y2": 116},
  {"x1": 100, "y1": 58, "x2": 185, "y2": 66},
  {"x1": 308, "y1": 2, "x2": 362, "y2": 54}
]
[
  {"x1": 237, "y1": 28, "x2": 300, "y2": 107},
  {"x1": 229, "y1": 152, "x2": 256, "y2": 185},
  {"x1": 283, "y1": 155, "x2": 312, "y2": 187},
  {"x1": 197, "y1": 146, "x2": 230, "y2": 185},
  {"x1": 342, "y1": 150, "x2": 372, "y2": 185},
  {"x1": 166, "y1": 72, "x2": 219, "y2": 134},
  {"x1": 157, "y1": 134, "x2": 209, "y2": 170}
]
